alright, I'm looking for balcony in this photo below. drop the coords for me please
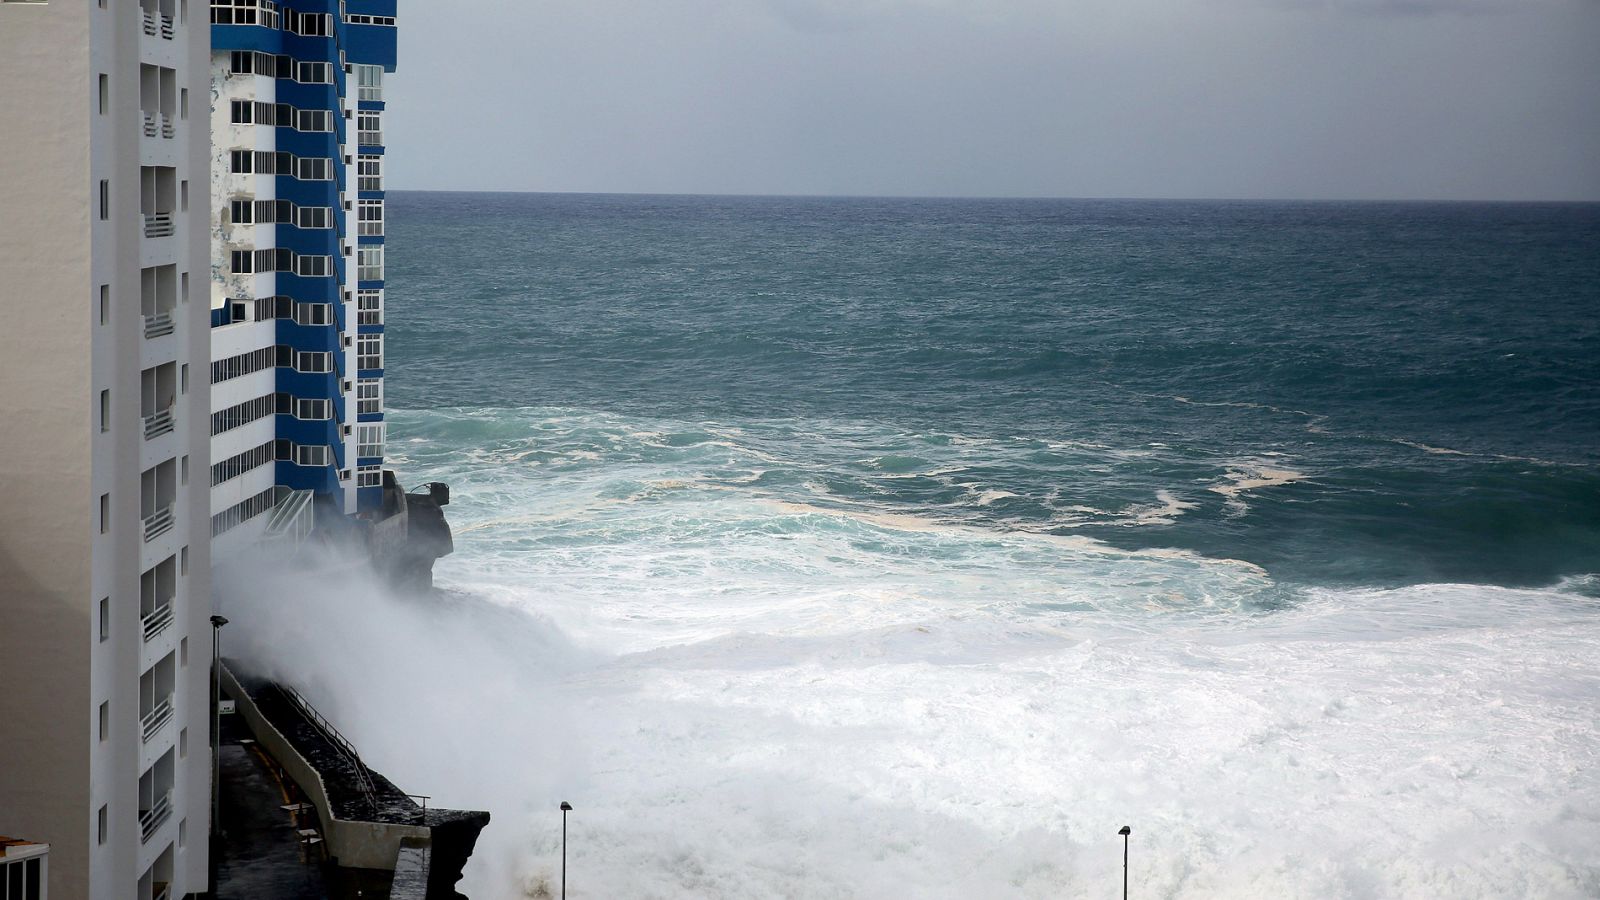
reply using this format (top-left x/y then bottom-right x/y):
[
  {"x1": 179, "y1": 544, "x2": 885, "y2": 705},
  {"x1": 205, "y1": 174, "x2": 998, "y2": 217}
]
[
  {"x1": 143, "y1": 407, "x2": 174, "y2": 440},
  {"x1": 139, "y1": 790, "x2": 172, "y2": 841},
  {"x1": 143, "y1": 213, "x2": 174, "y2": 239},
  {"x1": 142, "y1": 9, "x2": 157, "y2": 35},
  {"x1": 143, "y1": 311, "x2": 174, "y2": 339},
  {"x1": 142, "y1": 504, "x2": 174, "y2": 542},
  {"x1": 142, "y1": 602, "x2": 176, "y2": 643},
  {"x1": 143, "y1": 112, "x2": 158, "y2": 137},
  {"x1": 140, "y1": 697, "x2": 174, "y2": 743},
  {"x1": 160, "y1": 13, "x2": 174, "y2": 39}
]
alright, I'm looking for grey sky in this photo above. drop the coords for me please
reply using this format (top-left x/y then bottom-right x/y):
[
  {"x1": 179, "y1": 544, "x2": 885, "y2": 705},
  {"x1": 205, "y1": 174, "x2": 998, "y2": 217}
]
[{"x1": 386, "y1": 0, "x2": 1600, "y2": 200}]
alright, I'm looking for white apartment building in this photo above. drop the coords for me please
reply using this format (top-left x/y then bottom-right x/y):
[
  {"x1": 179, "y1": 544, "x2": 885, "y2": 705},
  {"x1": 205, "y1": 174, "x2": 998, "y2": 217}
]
[{"x1": 0, "y1": 2, "x2": 214, "y2": 898}]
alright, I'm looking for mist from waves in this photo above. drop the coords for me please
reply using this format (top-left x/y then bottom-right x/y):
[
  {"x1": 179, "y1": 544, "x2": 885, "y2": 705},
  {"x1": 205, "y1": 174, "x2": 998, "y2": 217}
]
[{"x1": 220, "y1": 405, "x2": 1600, "y2": 899}]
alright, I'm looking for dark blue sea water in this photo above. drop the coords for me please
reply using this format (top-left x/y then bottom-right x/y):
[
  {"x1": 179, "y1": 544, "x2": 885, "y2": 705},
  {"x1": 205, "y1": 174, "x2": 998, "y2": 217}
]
[{"x1": 340, "y1": 193, "x2": 1600, "y2": 897}]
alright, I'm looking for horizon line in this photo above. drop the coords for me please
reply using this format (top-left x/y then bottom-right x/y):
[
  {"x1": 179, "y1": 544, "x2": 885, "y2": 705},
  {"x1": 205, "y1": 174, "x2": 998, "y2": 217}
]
[{"x1": 381, "y1": 187, "x2": 1600, "y2": 205}]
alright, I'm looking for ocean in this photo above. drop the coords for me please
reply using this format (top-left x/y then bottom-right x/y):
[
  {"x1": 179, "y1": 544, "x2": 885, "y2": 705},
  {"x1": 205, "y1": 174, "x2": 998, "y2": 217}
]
[{"x1": 330, "y1": 194, "x2": 1600, "y2": 896}]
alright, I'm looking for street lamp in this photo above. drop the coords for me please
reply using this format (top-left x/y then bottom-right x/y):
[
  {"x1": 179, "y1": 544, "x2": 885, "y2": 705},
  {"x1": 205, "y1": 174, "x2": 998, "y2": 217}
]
[
  {"x1": 210, "y1": 616, "x2": 229, "y2": 838},
  {"x1": 1118, "y1": 825, "x2": 1131, "y2": 900},
  {"x1": 560, "y1": 802, "x2": 573, "y2": 900}
]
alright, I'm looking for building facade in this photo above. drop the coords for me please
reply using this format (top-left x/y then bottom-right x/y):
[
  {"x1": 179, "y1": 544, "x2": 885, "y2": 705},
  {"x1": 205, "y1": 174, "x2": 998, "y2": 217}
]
[
  {"x1": 207, "y1": 0, "x2": 397, "y2": 553},
  {"x1": 0, "y1": 1, "x2": 215, "y2": 897}
]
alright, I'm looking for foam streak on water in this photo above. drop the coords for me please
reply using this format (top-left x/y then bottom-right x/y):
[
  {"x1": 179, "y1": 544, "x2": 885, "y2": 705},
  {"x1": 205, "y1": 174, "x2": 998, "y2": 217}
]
[{"x1": 301, "y1": 406, "x2": 1600, "y2": 899}]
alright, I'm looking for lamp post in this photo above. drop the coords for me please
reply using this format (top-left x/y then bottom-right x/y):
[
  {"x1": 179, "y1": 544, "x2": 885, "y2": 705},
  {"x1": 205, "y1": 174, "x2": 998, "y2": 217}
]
[
  {"x1": 210, "y1": 616, "x2": 229, "y2": 838},
  {"x1": 560, "y1": 801, "x2": 573, "y2": 900},
  {"x1": 1118, "y1": 825, "x2": 1131, "y2": 900}
]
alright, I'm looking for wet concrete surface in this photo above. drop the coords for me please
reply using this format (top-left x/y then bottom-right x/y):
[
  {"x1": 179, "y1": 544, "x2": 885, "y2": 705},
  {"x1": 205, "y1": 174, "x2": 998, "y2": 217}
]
[{"x1": 216, "y1": 713, "x2": 331, "y2": 899}]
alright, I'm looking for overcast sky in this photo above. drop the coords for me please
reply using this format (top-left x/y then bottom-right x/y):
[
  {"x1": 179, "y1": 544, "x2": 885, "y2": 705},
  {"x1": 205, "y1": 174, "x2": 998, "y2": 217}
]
[{"x1": 384, "y1": 0, "x2": 1600, "y2": 200}]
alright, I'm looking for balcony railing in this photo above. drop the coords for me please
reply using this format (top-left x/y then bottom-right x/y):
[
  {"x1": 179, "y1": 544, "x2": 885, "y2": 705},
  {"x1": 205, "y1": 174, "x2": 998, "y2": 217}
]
[
  {"x1": 140, "y1": 697, "x2": 174, "y2": 743},
  {"x1": 161, "y1": 113, "x2": 175, "y2": 138},
  {"x1": 144, "y1": 310, "x2": 174, "y2": 338},
  {"x1": 143, "y1": 112, "x2": 158, "y2": 137},
  {"x1": 139, "y1": 790, "x2": 172, "y2": 841},
  {"x1": 142, "y1": 407, "x2": 174, "y2": 440},
  {"x1": 142, "y1": 504, "x2": 175, "y2": 542},
  {"x1": 142, "y1": 602, "x2": 175, "y2": 642},
  {"x1": 143, "y1": 213, "x2": 175, "y2": 239},
  {"x1": 142, "y1": 9, "x2": 157, "y2": 36},
  {"x1": 160, "y1": 13, "x2": 175, "y2": 39}
]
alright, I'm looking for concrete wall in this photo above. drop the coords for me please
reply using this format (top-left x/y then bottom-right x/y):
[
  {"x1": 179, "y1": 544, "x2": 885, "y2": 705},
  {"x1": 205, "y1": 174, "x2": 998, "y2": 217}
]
[
  {"x1": 221, "y1": 667, "x2": 430, "y2": 872},
  {"x1": 0, "y1": 4, "x2": 98, "y2": 898}
]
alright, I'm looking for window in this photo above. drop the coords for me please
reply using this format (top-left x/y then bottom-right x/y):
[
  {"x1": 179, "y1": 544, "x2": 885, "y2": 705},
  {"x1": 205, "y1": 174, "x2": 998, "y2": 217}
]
[
  {"x1": 294, "y1": 351, "x2": 332, "y2": 373},
  {"x1": 357, "y1": 289, "x2": 382, "y2": 325},
  {"x1": 99, "y1": 179, "x2": 109, "y2": 220},
  {"x1": 181, "y1": 88, "x2": 188, "y2": 119},
  {"x1": 295, "y1": 205, "x2": 332, "y2": 229},
  {"x1": 294, "y1": 255, "x2": 332, "y2": 277},
  {"x1": 295, "y1": 108, "x2": 333, "y2": 133},
  {"x1": 288, "y1": 11, "x2": 332, "y2": 35},
  {"x1": 100, "y1": 701, "x2": 109, "y2": 740},
  {"x1": 357, "y1": 154, "x2": 382, "y2": 192},
  {"x1": 347, "y1": 13, "x2": 397, "y2": 26},
  {"x1": 293, "y1": 302, "x2": 332, "y2": 325},
  {"x1": 294, "y1": 444, "x2": 331, "y2": 467},
  {"x1": 355, "y1": 64, "x2": 383, "y2": 102},
  {"x1": 99, "y1": 74, "x2": 108, "y2": 114},
  {"x1": 296, "y1": 61, "x2": 332, "y2": 83},
  {"x1": 100, "y1": 597, "x2": 110, "y2": 642},
  {"x1": 357, "y1": 334, "x2": 383, "y2": 370},
  {"x1": 99, "y1": 804, "x2": 108, "y2": 845},
  {"x1": 211, "y1": 392, "x2": 276, "y2": 435},
  {"x1": 212, "y1": 0, "x2": 279, "y2": 28},
  {"x1": 211, "y1": 346, "x2": 276, "y2": 384},
  {"x1": 357, "y1": 246, "x2": 383, "y2": 282},
  {"x1": 229, "y1": 99, "x2": 252, "y2": 124},
  {"x1": 100, "y1": 389, "x2": 110, "y2": 432},
  {"x1": 100, "y1": 493, "x2": 109, "y2": 534},
  {"x1": 211, "y1": 441, "x2": 273, "y2": 486},
  {"x1": 357, "y1": 423, "x2": 385, "y2": 458},
  {"x1": 230, "y1": 249, "x2": 253, "y2": 275},
  {"x1": 357, "y1": 110, "x2": 381, "y2": 146},
  {"x1": 100, "y1": 284, "x2": 109, "y2": 324},
  {"x1": 294, "y1": 398, "x2": 331, "y2": 420},
  {"x1": 357, "y1": 199, "x2": 383, "y2": 236},
  {"x1": 357, "y1": 464, "x2": 383, "y2": 487},
  {"x1": 295, "y1": 156, "x2": 332, "y2": 180},
  {"x1": 356, "y1": 378, "x2": 382, "y2": 414},
  {"x1": 211, "y1": 486, "x2": 276, "y2": 536}
]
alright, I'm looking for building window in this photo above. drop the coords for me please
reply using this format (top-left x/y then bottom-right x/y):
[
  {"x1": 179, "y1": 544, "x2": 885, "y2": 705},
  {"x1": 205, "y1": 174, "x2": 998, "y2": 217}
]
[
  {"x1": 295, "y1": 108, "x2": 333, "y2": 133},
  {"x1": 212, "y1": 0, "x2": 280, "y2": 28},
  {"x1": 100, "y1": 597, "x2": 110, "y2": 641},
  {"x1": 357, "y1": 246, "x2": 382, "y2": 282},
  {"x1": 357, "y1": 423, "x2": 385, "y2": 459},
  {"x1": 99, "y1": 179, "x2": 109, "y2": 220},
  {"x1": 355, "y1": 64, "x2": 383, "y2": 102},
  {"x1": 294, "y1": 444, "x2": 331, "y2": 467},
  {"x1": 294, "y1": 255, "x2": 332, "y2": 277},
  {"x1": 357, "y1": 155, "x2": 382, "y2": 192},
  {"x1": 357, "y1": 334, "x2": 382, "y2": 370},
  {"x1": 99, "y1": 73, "x2": 108, "y2": 114},
  {"x1": 293, "y1": 351, "x2": 332, "y2": 373},
  {"x1": 100, "y1": 493, "x2": 109, "y2": 534},
  {"x1": 100, "y1": 701, "x2": 110, "y2": 740},
  {"x1": 100, "y1": 284, "x2": 109, "y2": 324},
  {"x1": 357, "y1": 110, "x2": 381, "y2": 146},
  {"x1": 294, "y1": 398, "x2": 331, "y2": 420},
  {"x1": 295, "y1": 205, "x2": 332, "y2": 229},
  {"x1": 357, "y1": 289, "x2": 383, "y2": 325},
  {"x1": 356, "y1": 378, "x2": 382, "y2": 414},
  {"x1": 100, "y1": 389, "x2": 110, "y2": 432},
  {"x1": 357, "y1": 464, "x2": 382, "y2": 487},
  {"x1": 357, "y1": 199, "x2": 383, "y2": 236},
  {"x1": 211, "y1": 486, "x2": 276, "y2": 536},
  {"x1": 98, "y1": 804, "x2": 108, "y2": 844},
  {"x1": 295, "y1": 156, "x2": 332, "y2": 180}
]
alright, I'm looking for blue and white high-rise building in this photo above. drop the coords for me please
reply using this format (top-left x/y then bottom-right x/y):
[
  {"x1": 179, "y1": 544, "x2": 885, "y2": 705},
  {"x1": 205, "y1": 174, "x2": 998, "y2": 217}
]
[{"x1": 206, "y1": 0, "x2": 396, "y2": 550}]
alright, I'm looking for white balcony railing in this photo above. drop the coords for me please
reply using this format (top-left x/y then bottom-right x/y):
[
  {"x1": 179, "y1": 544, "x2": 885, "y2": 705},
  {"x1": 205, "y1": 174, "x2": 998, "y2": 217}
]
[
  {"x1": 139, "y1": 790, "x2": 172, "y2": 841},
  {"x1": 143, "y1": 112, "x2": 158, "y2": 137},
  {"x1": 140, "y1": 697, "x2": 174, "y2": 743},
  {"x1": 142, "y1": 504, "x2": 175, "y2": 542},
  {"x1": 144, "y1": 311, "x2": 174, "y2": 338},
  {"x1": 142, "y1": 602, "x2": 175, "y2": 642},
  {"x1": 142, "y1": 9, "x2": 157, "y2": 35},
  {"x1": 160, "y1": 13, "x2": 175, "y2": 39},
  {"x1": 161, "y1": 113, "x2": 175, "y2": 138},
  {"x1": 143, "y1": 213, "x2": 175, "y2": 239},
  {"x1": 142, "y1": 407, "x2": 174, "y2": 440}
]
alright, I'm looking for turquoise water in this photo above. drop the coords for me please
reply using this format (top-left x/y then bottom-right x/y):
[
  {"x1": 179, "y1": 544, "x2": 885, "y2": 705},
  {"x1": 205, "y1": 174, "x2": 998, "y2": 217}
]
[{"x1": 356, "y1": 193, "x2": 1599, "y2": 897}]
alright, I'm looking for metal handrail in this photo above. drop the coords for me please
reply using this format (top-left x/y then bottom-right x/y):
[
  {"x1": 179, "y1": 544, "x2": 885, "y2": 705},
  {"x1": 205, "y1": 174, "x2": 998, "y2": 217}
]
[
  {"x1": 141, "y1": 697, "x2": 174, "y2": 742},
  {"x1": 142, "y1": 602, "x2": 175, "y2": 642},
  {"x1": 143, "y1": 407, "x2": 175, "y2": 440},
  {"x1": 144, "y1": 311, "x2": 175, "y2": 338},
  {"x1": 139, "y1": 791, "x2": 172, "y2": 841},
  {"x1": 143, "y1": 504, "x2": 175, "y2": 542},
  {"x1": 280, "y1": 685, "x2": 379, "y2": 815}
]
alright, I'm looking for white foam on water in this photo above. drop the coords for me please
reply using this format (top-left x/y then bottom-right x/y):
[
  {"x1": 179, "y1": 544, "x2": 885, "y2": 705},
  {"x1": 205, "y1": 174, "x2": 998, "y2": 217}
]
[
  {"x1": 1207, "y1": 462, "x2": 1308, "y2": 515},
  {"x1": 249, "y1": 408, "x2": 1600, "y2": 899}
]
